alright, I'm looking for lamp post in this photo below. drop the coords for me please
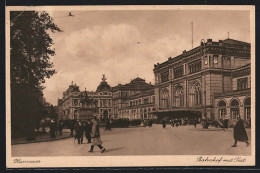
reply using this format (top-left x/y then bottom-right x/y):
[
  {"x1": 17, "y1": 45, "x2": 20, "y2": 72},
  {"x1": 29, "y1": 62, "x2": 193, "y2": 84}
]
[{"x1": 201, "y1": 39, "x2": 208, "y2": 129}]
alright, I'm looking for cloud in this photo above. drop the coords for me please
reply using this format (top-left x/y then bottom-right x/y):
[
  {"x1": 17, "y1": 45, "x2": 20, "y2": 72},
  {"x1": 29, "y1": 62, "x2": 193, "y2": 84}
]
[{"x1": 44, "y1": 23, "x2": 192, "y2": 104}]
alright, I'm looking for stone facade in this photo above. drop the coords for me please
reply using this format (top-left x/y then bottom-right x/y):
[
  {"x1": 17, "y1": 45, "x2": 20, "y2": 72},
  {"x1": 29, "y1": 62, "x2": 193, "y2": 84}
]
[
  {"x1": 111, "y1": 77, "x2": 154, "y2": 119},
  {"x1": 153, "y1": 38, "x2": 251, "y2": 120},
  {"x1": 214, "y1": 64, "x2": 251, "y2": 124},
  {"x1": 58, "y1": 75, "x2": 113, "y2": 120},
  {"x1": 119, "y1": 88, "x2": 156, "y2": 120}
]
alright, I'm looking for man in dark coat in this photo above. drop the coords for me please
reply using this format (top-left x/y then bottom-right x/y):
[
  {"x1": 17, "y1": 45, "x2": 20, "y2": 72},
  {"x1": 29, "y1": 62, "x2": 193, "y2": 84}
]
[
  {"x1": 232, "y1": 116, "x2": 250, "y2": 147},
  {"x1": 75, "y1": 121, "x2": 84, "y2": 144},
  {"x1": 69, "y1": 120, "x2": 75, "y2": 137},
  {"x1": 89, "y1": 117, "x2": 105, "y2": 153},
  {"x1": 58, "y1": 121, "x2": 64, "y2": 136},
  {"x1": 194, "y1": 118, "x2": 197, "y2": 128},
  {"x1": 105, "y1": 118, "x2": 111, "y2": 131},
  {"x1": 162, "y1": 119, "x2": 166, "y2": 128},
  {"x1": 223, "y1": 116, "x2": 229, "y2": 131},
  {"x1": 84, "y1": 120, "x2": 92, "y2": 143},
  {"x1": 50, "y1": 120, "x2": 56, "y2": 140}
]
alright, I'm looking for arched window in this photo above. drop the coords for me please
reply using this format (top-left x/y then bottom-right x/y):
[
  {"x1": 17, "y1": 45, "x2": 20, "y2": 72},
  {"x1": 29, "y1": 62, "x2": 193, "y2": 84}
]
[
  {"x1": 160, "y1": 89, "x2": 169, "y2": 109},
  {"x1": 189, "y1": 82, "x2": 201, "y2": 107},
  {"x1": 230, "y1": 99, "x2": 240, "y2": 119},
  {"x1": 174, "y1": 86, "x2": 184, "y2": 107},
  {"x1": 218, "y1": 100, "x2": 226, "y2": 119},
  {"x1": 244, "y1": 97, "x2": 251, "y2": 120}
]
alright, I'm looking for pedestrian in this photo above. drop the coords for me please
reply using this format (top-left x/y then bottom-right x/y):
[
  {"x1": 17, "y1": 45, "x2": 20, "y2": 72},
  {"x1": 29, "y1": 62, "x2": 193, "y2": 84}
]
[
  {"x1": 58, "y1": 121, "x2": 64, "y2": 136},
  {"x1": 84, "y1": 119, "x2": 92, "y2": 144},
  {"x1": 223, "y1": 116, "x2": 229, "y2": 131},
  {"x1": 75, "y1": 121, "x2": 84, "y2": 144},
  {"x1": 175, "y1": 119, "x2": 179, "y2": 127},
  {"x1": 69, "y1": 120, "x2": 75, "y2": 137},
  {"x1": 89, "y1": 117, "x2": 106, "y2": 153},
  {"x1": 148, "y1": 119, "x2": 152, "y2": 127},
  {"x1": 194, "y1": 118, "x2": 197, "y2": 128},
  {"x1": 171, "y1": 119, "x2": 175, "y2": 127},
  {"x1": 232, "y1": 116, "x2": 250, "y2": 147},
  {"x1": 105, "y1": 118, "x2": 111, "y2": 131},
  {"x1": 162, "y1": 119, "x2": 166, "y2": 128},
  {"x1": 50, "y1": 120, "x2": 56, "y2": 140}
]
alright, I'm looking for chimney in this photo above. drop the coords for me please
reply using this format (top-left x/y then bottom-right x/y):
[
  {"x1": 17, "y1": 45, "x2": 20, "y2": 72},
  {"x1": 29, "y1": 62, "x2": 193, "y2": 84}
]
[{"x1": 71, "y1": 81, "x2": 73, "y2": 85}]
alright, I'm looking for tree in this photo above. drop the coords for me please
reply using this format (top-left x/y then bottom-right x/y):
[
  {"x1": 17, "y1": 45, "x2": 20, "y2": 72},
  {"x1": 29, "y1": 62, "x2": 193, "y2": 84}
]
[{"x1": 10, "y1": 11, "x2": 61, "y2": 138}]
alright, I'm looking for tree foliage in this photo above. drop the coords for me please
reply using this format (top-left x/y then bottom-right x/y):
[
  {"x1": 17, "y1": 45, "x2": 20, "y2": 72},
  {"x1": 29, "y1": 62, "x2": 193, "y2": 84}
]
[{"x1": 10, "y1": 11, "x2": 61, "y2": 138}]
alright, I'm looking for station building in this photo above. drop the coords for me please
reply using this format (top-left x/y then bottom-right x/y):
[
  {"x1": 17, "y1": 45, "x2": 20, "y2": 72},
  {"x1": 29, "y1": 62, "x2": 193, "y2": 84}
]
[{"x1": 153, "y1": 38, "x2": 251, "y2": 122}]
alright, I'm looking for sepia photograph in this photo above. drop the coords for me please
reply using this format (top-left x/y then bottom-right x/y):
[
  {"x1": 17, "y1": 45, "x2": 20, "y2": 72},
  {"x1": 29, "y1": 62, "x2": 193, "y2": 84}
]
[{"x1": 6, "y1": 5, "x2": 255, "y2": 167}]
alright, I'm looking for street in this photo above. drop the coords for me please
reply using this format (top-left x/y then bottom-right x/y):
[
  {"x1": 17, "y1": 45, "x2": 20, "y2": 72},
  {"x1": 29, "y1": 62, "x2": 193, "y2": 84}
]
[{"x1": 12, "y1": 124, "x2": 251, "y2": 156}]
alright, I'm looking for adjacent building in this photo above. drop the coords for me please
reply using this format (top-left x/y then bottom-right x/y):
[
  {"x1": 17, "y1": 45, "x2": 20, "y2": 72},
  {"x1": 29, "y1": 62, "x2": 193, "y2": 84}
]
[
  {"x1": 111, "y1": 77, "x2": 154, "y2": 119},
  {"x1": 57, "y1": 75, "x2": 113, "y2": 120},
  {"x1": 119, "y1": 87, "x2": 156, "y2": 120},
  {"x1": 153, "y1": 38, "x2": 251, "y2": 121}
]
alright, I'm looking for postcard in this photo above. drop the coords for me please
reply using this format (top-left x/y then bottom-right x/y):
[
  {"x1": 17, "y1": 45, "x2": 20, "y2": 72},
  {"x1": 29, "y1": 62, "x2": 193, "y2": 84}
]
[{"x1": 6, "y1": 5, "x2": 255, "y2": 167}]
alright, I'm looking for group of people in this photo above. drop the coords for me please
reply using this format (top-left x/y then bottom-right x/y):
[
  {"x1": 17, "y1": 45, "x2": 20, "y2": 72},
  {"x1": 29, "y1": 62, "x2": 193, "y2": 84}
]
[
  {"x1": 49, "y1": 120, "x2": 64, "y2": 140},
  {"x1": 74, "y1": 117, "x2": 106, "y2": 153},
  {"x1": 143, "y1": 119, "x2": 153, "y2": 127}
]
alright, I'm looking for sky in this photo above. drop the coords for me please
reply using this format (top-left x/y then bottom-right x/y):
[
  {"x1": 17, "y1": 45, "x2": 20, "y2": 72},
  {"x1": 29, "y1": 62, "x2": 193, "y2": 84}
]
[{"x1": 43, "y1": 9, "x2": 251, "y2": 105}]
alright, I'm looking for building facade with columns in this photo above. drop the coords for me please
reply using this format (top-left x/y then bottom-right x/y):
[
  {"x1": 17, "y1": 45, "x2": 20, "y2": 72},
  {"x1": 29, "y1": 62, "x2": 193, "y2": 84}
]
[
  {"x1": 153, "y1": 38, "x2": 251, "y2": 121},
  {"x1": 87, "y1": 75, "x2": 113, "y2": 119},
  {"x1": 57, "y1": 82, "x2": 82, "y2": 120},
  {"x1": 214, "y1": 63, "x2": 251, "y2": 124},
  {"x1": 57, "y1": 75, "x2": 113, "y2": 120},
  {"x1": 119, "y1": 88, "x2": 156, "y2": 120},
  {"x1": 111, "y1": 77, "x2": 154, "y2": 119}
]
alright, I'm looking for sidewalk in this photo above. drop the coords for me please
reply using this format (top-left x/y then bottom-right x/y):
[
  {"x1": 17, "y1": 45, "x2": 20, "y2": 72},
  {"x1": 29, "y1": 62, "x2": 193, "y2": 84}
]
[{"x1": 11, "y1": 129, "x2": 72, "y2": 145}]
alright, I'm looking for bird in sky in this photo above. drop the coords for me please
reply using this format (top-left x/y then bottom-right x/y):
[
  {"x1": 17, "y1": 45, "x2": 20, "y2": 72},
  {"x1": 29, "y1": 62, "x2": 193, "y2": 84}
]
[{"x1": 137, "y1": 42, "x2": 141, "y2": 44}]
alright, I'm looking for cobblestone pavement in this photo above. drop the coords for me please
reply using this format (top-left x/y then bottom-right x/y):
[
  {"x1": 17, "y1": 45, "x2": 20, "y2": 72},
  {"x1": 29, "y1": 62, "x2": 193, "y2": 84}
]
[{"x1": 11, "y1": 124, "x2": 251, "y2": 156}]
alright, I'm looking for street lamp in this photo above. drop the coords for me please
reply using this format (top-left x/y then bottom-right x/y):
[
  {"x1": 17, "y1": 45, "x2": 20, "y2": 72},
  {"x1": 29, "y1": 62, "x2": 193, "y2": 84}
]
[{"x1": 201, "y1": 39, "x2": 208, "y2": 129}]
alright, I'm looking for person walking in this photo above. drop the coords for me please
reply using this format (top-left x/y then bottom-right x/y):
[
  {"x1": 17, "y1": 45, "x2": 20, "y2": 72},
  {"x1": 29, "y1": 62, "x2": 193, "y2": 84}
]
[
  {"x1": 58, "y1": 121, "x2": 64, "y2": 136},
  {"x1": 89, "y1": 117, "x2": 106, "y2": 153},
  {"x1": 75, "y1": 121, "x2": 84, "y2": 144},
  {"x1": 194, "y1": 118, "x2": 197, "y2": 128},
  {"x1": 50, "y1": 120, "x2": 56, "y2": 140},
  {"x1": 232, "y1": 116, "x2": 250, "y2": 147},
  {"x1": 162, "y1": 119, "x2": 166, "y2": 128},
  {"x1": 84, "y1": 120, "x2": 92, "y2": 144},
  {"x1": 223, "y1": 116, "x2": 229, "y2": 131},
  {"x1": 105, "y1": 118, "x2": 111, "y2": 131},
  {"x1": 69, "y1": 120, "x2": 75, "y2": 137}
]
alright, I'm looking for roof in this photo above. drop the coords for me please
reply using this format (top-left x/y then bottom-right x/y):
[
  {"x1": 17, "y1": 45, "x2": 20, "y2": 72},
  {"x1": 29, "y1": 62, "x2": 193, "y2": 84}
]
[
  {"x1": 112, "y1": 77, "x2": 154, "y2": 92},
  {"x1": 223, "y1": 39, "x2": 250, "y2": 46},
  {"x1": 96, "y1": 81, "x2": 111, "y2": 92},
  {"x1": 154, "y1": 38, "x2": 251, "y2": 70}
]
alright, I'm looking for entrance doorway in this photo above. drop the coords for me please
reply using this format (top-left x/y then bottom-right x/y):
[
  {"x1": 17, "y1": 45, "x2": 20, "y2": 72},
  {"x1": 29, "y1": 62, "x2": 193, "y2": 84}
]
[{"x1": 103, "y1": 110, "x2": 108, "y2": 119}]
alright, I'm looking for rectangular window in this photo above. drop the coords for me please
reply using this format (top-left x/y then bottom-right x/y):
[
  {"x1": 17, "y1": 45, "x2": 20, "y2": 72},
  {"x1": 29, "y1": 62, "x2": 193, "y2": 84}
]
[
  {"x1": 169, "y1": 69, "x2": 173, "y2": 79},
  {"x1": 174, "y1": 66, "x2": 183, "y2": 79},
  {"x1": 245, "y1": 108, "x2": 251, "y2": 120},
  {"x1": 189, "y1": 60, "x2": 202, "y2": 74},
  {"x1": 144, "y1": 98, "x2": 149, "y2": 104},
  {"x1": 219, "y1": 109, "x2": 226, "y2": 119},
  {"x1": 161, "y1": 71, "x2": 169, "y2": 83},
  {"x1": 237, "y1": 78, "x2": 248, "y2": 90},
  {"x1": 231, "y1": 109, "x2": 239, "y2": 119}
]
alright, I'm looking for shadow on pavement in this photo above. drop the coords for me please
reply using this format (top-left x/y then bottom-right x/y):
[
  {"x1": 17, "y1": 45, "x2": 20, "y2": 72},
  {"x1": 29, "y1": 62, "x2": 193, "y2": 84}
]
[{"x1": 104, "y1": 147, "x2": 126, "y2": 153}]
